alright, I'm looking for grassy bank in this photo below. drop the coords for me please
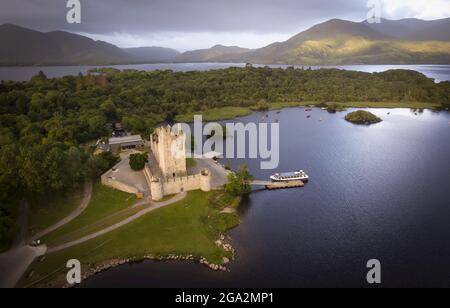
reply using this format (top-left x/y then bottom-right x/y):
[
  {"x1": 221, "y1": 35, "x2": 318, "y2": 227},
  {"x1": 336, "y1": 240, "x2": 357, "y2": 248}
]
[
  {"x1": 28, "y1": 187, "x2": 85, "y2": 237},
  {"x1": 19, "y1": 191, "x2": 240, "y2": 288},
  {"x1": 175, "y1": 106, "x2": 253, "y2": 122},
  {"x1": 175, "y1": 101, "x2": 443, "y2": 123},
  {"x1": 39, "y1": 182, "x2": 137, "y2": 245}
]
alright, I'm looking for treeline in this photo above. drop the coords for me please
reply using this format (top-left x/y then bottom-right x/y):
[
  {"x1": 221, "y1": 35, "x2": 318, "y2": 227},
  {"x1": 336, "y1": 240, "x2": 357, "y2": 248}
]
[{"x1": 0, "y1": 67, "x2": 449, "y2": 247}]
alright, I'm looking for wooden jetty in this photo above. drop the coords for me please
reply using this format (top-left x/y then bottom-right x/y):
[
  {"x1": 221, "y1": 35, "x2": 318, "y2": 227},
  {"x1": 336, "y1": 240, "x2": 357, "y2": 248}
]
[{"x1": 251, "y1": 180, "x2": 305, "y2": 190}]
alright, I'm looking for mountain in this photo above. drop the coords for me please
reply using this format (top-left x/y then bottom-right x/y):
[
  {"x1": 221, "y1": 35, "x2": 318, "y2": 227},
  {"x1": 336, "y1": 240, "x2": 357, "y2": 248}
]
[
  {"x1": 1, "y1": 18, "x2": 450, "y2": 66},
  {"x1": 123, "y1": 46, "x2": 180, "y2": 63},
  {"x1": 0, "y1": 24, "x2": 179, "y2": 65},
  {"x1": 242, "y1": 18, "x2": 450, "y2": 65},
  {"x1": 175, "y1": 45, "x2": 252, "y2": 62},
  {"x1": 0, "y1": 24, "x2": 132, "y2": 65},
  {"x1": 364, "y1": 18, "x2": 450, "y2": 41}
]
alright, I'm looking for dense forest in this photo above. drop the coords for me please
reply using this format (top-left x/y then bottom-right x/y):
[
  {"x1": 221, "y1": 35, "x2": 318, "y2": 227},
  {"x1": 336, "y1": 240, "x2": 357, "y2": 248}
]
[{"x1": 0, "y1": 66, "x2": 449, "y2": 248}]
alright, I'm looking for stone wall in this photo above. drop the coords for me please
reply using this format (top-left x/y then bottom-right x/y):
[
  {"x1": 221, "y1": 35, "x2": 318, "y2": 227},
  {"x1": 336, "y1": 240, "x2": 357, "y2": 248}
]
[
  {"x1": 101, "y1": 175, "x2": 139, "y2": 195},
  {"x1": 144, "y1": 162, "x2": 211, "y2": 201},
  {"x1": 162, "y1": 174, "x2": 201, "y2": 195}
]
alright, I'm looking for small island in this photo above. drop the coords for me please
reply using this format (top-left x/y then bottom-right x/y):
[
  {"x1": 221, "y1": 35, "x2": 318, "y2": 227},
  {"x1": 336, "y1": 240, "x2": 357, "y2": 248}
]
[{"x1": 345, "y1": 110, "x2": 383, "y2": 125}]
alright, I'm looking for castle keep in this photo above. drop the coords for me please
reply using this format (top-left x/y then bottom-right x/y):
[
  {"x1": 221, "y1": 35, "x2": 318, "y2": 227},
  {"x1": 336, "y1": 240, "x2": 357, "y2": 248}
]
[
  {"x1": 150, "y1": 125, "x2": 187, "y2": 178},
  {"x1": 144, "y1": 125, "x2": 211, "y2": 201},
  {"x1": 101, "y1": 125, "x2": 212, "y2": 201}
]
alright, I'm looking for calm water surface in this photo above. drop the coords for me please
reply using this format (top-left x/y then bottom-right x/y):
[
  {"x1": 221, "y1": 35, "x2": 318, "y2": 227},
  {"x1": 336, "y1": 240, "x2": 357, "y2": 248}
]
[
  {"x1": 82, "y1": 108, "x2": 450, "y2": 288},
  {"x1": 1, "y1": 64, "x2": 450, "y2": 82}
]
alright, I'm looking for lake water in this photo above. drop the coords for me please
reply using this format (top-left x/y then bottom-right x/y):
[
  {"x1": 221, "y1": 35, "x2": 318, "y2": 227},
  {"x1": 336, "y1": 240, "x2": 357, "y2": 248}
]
[
  {"x1": 1, "y1": 63, "x2": 450, "y2": 82},
  {"x1": 82, "y1": 107, "x2": 450, "y2": 288}
]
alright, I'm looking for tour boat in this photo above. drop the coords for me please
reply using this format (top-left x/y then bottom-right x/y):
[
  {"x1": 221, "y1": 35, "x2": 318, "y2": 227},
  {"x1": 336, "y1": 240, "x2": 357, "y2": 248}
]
[{"x1": 270, "y1": 170, "x2": 309, "y2": 182}]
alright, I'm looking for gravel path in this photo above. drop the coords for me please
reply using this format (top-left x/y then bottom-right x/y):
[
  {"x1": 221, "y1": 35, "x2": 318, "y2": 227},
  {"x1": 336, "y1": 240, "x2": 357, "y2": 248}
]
[
  {"x1": 31, "y1": 181, "x2": 93, "y2": 241},
  {"x1": 48, "y1": 192, "x2": 187, "y2": 254},
  {"x1": 0, "y1": 181, "x2": 92, "y2": 288}
]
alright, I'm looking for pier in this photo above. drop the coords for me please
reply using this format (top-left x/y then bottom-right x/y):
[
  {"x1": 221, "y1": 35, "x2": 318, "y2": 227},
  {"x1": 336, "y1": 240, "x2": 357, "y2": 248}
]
[{"x1": 251, "y1": 180, "x2": 305, "y2": 190}]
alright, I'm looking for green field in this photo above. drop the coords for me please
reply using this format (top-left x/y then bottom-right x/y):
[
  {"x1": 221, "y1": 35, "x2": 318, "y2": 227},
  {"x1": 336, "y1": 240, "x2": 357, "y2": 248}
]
[
  {"x1": 39, "y1": 182, "x2": 137, "y2": 245},
  {"x1": 20, "y1": 191, "x2": 240, "y2": 288},
  {"x1": 175, "y1": 106, "x2": 253, "y2": 122},
  {"x1": 28, "y1": 187, "x2": 85, "y2": 237}
]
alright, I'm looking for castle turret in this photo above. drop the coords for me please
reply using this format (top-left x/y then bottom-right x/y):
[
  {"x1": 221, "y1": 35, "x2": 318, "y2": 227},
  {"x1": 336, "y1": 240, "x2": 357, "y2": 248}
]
[
  {"x1": 200, "y1": 169, "x2": 212, "y2": 192},
  {"x1": 150, "y1": 177, "x2": 164, "y2": 201}
]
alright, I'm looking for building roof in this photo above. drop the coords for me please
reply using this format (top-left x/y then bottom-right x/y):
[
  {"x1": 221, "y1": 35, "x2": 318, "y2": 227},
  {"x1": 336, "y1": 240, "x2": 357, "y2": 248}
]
[{"x1": 109, "y1": 135, "x2": 143, "y2": 145}]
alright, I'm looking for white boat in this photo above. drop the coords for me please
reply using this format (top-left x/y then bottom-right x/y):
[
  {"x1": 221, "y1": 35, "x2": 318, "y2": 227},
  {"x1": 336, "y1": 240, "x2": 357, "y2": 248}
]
[{"x1": 270, "y1": 170, "x2": 309, "y2": 182}]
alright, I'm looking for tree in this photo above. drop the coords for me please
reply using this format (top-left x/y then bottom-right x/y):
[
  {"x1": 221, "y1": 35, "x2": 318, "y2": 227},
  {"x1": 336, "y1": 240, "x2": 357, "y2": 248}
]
[
  {"x1": 30, "y1": 71, "x2": 47, "y2": 83},
  {"x1": 225, "y1": 165, "x2": 254, "y2": 196},
  {"x1": 0, "y1": 210, "x2": 18, "y2": 251},
  {"x1": 129, "y1": 153, "x2": 148, "y2": 171},
  {"x1": 87, "y1": 152, "x2": 119, "y2": 178}
]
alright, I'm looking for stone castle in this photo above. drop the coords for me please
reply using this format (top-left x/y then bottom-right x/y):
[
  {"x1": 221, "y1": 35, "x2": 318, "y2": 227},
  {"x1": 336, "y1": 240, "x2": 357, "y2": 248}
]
[
  {"x1": 150, "y1": 125, "x2": 187, "y2": 178},
  {"x1": 144, "y1": 125, "x2": 211, "y2": 201}
]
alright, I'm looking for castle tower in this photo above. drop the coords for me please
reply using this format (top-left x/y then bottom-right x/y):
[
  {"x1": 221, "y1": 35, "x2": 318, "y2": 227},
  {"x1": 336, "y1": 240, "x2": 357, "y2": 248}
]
[
  {"x1": 151, "y1": 125, "x2": 187, "y2": 178},
  {"x1": 150, "y1": 177, "x2": 164, "y2": 201},
  {"x1": 200, "y1": 169, "x2": 212, "y2": 192}
]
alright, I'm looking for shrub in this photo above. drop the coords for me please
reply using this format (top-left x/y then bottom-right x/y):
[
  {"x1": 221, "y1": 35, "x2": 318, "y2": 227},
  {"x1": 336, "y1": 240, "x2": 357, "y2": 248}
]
[{"x1": 129, "y1": 153, "x2": 148, "y2": 171}]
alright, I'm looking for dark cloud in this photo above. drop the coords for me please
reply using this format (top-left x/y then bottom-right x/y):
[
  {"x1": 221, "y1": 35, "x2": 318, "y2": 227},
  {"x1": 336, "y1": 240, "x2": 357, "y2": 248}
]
[
  {"x1": 0, "y1": 0, "x2": 368, "y2": 34},
  {"x1": 2, "y1": 1, "x2": 448, "y2": 50}
]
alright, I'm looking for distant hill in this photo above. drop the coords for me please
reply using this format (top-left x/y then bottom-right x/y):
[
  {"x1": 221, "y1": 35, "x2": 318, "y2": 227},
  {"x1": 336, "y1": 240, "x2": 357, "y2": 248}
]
[
  {"x1": 1, "y1": 18, "x2": 450, "y2": 66},
  {"x1": 242, "y1": 19, "x2": 450, "y2": 65},
  {"x1": 175, "y1": 45, "x2": 252, "y2": 62},
  {"x1": 364, "y1": 18, "x2": 450, "y2": 41},
  {"x1": 123, "y1": 46, "x2": 180, "y2": 63},
  {"x1": 0, "y1": 24, "x2": 179, "y2": 66},
  {"x1": 0, "y1": 24, "x2": 132, "y2": 65}
]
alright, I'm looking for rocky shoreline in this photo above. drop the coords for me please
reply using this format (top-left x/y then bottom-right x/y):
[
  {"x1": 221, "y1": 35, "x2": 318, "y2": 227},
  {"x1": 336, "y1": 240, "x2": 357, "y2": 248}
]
[{"x1": 64, "y1": 234, "x2": 236, "y2": 288}]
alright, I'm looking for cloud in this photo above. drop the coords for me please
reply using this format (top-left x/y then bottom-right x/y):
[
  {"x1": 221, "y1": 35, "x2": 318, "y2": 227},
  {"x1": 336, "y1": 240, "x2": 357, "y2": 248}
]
[
  {"x1": 382, "y1": 0, "x2": 450, "y2": 20},
  {"x1": 0, "y1": 0, "x2": 448, "y2": 49},
  {"x1": 0, "y1": 0, "x2": 367, "y2": 34}
]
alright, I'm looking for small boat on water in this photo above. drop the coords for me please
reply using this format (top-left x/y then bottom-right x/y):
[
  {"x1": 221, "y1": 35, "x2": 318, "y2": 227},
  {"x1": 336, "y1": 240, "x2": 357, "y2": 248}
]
[
  {"x1": 307, "y1": 115, "x2": 312, "y2": 119},
  {"x1": 270, "y1": 170, "x2": 309, "y2": 182}
]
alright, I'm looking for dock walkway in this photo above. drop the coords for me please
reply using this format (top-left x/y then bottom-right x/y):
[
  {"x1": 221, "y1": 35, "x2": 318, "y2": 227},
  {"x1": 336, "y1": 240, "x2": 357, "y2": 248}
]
[{"x1": 251, "y1": 180, "x2": 305, "y2": 190}]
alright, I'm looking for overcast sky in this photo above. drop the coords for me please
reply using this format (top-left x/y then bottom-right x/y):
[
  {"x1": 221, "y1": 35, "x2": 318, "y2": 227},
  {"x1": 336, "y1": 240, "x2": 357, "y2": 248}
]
[{"x1": 1, "y1": 0, "x2": 449, "y2": 51}]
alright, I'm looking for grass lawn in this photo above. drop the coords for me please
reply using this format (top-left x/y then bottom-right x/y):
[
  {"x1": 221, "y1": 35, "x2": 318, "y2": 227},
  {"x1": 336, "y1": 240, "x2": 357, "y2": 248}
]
[
  {"x1": 19, "y1": 191, "x2": 240, "y2": 288},
  {"x1": 39, "y1": 181, "x2": 137, "y2": 245},
  {"x1": 175, "y1": 106, "x2": 253, "y2": 122},
  {"x1": 28, "y1": 187, "x2": 85, "y2": 237}
]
